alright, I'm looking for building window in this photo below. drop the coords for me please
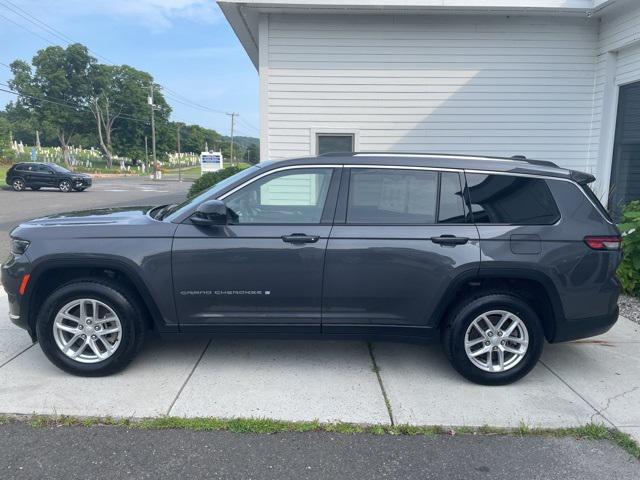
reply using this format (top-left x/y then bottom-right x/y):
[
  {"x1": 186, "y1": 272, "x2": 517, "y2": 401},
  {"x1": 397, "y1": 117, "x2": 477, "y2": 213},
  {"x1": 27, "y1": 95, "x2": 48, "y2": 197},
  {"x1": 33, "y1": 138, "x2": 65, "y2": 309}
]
[
  {"x1": 609, "y1": 80, "x2": 640, "y2": 220},
  {"x1": 316, "y1": 134, "x2": 354, "y2": 155}
]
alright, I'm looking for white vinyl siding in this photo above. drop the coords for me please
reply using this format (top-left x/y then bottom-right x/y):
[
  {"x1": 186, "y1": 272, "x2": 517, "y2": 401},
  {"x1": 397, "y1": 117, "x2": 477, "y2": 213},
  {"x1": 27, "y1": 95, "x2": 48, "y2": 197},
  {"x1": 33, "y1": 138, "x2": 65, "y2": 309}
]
[
  {"x1": 265, "y1": 13, "x2": 598, "y2": 167},
  {"x1": 589, "y1": 1, "x2": 640, "y2": 196}
]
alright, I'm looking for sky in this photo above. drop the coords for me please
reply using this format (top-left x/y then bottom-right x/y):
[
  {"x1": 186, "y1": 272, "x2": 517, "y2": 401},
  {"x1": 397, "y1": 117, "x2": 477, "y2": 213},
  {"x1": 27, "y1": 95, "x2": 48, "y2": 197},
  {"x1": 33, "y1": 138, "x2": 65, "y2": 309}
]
[{"x1": 0, "y1": 0, "x2": 260, "y2": 138}]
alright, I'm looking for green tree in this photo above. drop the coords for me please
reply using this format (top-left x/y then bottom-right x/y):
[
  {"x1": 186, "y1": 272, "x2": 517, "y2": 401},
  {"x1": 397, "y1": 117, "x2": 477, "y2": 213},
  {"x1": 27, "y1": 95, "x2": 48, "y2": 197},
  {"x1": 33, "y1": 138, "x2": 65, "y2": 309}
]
[
  {"x1": 89, "y1": 64, "x2": 170, "y2": 167},
  {"x1": 8, "y1": 43, "x2": 95, "y2": 166},
  {"x1": 0, "y1": 114, "x2": 15, "y2": 161}
]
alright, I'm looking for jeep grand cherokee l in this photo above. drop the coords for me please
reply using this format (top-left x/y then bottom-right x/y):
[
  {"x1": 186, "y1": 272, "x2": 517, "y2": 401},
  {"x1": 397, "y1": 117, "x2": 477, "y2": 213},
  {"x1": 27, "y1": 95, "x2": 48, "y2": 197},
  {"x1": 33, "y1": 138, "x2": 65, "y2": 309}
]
[{"x1": 1, "y1": 153, "x2": 621, "y2": 385}]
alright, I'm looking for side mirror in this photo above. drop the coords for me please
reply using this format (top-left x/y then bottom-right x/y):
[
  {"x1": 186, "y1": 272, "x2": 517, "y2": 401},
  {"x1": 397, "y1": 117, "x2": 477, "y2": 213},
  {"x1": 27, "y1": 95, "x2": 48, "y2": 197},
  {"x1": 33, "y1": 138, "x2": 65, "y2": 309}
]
[{"x1": 191, "y1": 200, "x2": 228, "y2": 226}]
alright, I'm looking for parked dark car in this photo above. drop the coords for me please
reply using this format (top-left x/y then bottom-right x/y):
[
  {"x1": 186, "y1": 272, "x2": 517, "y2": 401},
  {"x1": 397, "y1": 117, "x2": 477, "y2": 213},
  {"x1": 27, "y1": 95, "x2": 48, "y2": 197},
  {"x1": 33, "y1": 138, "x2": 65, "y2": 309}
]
[
  {"x1": 1, "y1": 153, "x2": 621, "y2": 384},
  {"x1": 6, "y1": 162, "x2": 92, "y2": 192}
]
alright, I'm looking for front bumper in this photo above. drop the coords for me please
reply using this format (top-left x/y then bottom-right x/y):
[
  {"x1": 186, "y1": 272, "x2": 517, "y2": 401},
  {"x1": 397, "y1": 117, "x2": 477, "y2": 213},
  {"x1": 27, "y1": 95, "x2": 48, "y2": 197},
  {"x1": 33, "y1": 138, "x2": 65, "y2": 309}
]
[
  {"x1": 1, "y1": 253, "x2": 31, "y2": 333},
  {"x1": 73, "y1": 177, "x2": 92, "y2": 188}
]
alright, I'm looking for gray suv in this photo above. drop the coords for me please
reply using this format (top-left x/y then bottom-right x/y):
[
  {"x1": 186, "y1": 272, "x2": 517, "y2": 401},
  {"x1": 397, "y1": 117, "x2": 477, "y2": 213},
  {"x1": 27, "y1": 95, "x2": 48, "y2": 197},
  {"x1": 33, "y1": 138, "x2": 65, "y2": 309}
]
[{"x1": 1, "y1": 153, "x2": 621, "y2": 385}]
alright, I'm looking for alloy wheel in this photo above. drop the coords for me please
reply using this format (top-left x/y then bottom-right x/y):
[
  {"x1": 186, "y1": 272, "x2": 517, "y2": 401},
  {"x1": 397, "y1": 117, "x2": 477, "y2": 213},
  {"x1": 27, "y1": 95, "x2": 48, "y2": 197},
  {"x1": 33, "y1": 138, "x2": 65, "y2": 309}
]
[
  {"x1": 12, "y1": 179, "x2": 25, "y2": 191},
  {"x1": 52, "y1": 298, "x2": 122, "y2": 363},
  {"x1": 59, "y1": 180, "x2": 71, "y2": 192},
  {"x1": 464, "y1": 310, "x2": 529, "y2": 373}
]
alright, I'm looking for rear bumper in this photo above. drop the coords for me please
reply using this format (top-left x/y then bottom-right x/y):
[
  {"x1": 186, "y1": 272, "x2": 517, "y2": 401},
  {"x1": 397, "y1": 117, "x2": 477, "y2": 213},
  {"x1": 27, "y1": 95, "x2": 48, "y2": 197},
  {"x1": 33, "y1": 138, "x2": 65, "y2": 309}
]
[{"x1": 551, "y1": 305, "x2": 619, "y2": 343}]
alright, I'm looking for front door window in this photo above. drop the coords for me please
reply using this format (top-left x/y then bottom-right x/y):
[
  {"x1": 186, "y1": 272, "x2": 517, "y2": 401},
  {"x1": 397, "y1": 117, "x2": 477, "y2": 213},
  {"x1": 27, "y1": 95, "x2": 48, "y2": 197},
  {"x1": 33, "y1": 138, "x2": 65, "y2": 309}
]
[{"x1": 224, "y1": 168, "x2": 333, "y2": 224}]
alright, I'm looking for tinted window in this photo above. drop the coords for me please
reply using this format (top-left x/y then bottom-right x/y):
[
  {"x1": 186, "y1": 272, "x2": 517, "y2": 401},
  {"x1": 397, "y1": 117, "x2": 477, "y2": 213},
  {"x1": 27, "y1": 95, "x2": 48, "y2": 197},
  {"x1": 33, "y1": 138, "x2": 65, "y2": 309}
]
[
  {"x1": 225, "y1": 168, "x2": 333, "y2": 224},
  {"x1": 49, "y1": 163, "x2": 71, "y2": 173},
  {"x1": 438, "y1": 172, "x2": 466, "y2": 223},
  {"x1": 15, "y1": 164, "x2": 28, "y2": 171},
  {"x1": 465, "y1": 173, "x2": 560, "y2": 225},
  {"x1": 347, "y1": 169, "x2": 438, "y2": 224},
  {"x1": 317, "y1": 134, "x2": 354, "y2": 155}
]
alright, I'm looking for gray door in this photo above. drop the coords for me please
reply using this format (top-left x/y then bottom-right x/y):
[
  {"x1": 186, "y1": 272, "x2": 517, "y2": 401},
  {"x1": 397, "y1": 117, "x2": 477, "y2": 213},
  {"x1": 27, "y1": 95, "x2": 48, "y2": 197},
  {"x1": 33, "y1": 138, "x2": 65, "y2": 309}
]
[
  {"x1": 322, "y1": 167, "x2": 480, "y2": 336},
  {"x1": 172, "y1": 166, "x2": 339, "y2": 332}
]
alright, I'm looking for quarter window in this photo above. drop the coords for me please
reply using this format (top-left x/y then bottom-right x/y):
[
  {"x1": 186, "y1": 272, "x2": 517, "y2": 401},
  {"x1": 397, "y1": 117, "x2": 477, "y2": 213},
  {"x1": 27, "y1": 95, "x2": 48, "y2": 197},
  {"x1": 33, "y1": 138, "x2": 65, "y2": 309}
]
[
  {"x1": 224, "y1": 168, "x2": 333, "y2": 224},
  {"x1": 465, "y1": 173, "x2": 560, "y2": 225}
]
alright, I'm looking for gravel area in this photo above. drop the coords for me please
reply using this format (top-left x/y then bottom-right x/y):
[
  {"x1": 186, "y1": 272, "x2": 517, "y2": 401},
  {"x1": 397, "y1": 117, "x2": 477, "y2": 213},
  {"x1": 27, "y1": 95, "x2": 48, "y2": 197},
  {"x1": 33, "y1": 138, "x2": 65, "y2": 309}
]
[{"x1": 619, "y1": 294, "x2": 640, "y2": 325}]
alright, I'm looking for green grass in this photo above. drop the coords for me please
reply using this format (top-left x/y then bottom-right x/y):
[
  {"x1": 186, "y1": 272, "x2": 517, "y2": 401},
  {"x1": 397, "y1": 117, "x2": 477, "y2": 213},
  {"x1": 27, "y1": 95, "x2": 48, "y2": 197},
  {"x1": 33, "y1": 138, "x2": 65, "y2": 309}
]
[{"x1": 2, "y1": 414, "x2": 637, "y2": 459}]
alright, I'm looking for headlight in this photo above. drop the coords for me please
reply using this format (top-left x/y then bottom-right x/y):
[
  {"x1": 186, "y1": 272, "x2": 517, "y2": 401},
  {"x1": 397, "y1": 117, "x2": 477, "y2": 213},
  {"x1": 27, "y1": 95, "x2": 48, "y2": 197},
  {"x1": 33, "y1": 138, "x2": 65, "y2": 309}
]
[{"x1": 10, "y1": 238, "x2": 30, "y2": 256}]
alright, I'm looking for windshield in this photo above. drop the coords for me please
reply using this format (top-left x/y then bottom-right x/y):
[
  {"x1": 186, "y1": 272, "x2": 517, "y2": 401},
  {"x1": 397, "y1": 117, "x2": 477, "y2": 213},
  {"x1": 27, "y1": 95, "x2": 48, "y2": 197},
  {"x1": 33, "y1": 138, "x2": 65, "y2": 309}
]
[
  {"x1": 163, "y1": 165, "x2": 262, "y2": 221},
  {"x1": 48, "y1": 163, "x2": 71, "y2": 173}
]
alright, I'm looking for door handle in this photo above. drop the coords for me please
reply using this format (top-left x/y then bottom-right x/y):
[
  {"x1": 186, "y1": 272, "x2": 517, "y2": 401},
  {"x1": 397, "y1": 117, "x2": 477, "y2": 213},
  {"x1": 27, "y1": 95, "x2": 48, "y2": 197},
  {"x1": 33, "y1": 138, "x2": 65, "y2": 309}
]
[
  {"x1": 281, "y1": 233, "x2": 320, "y2": 244},
  {"x1": 430, "y1": 235, "x2": 469, "y2": 246}
]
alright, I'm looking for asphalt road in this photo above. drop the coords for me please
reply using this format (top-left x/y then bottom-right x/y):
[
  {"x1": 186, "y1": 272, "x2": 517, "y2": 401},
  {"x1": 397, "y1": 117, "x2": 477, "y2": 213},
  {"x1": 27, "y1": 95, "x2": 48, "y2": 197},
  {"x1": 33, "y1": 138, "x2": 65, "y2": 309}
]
[
  {"x1": 1, "y1": 423, "x2": 638, "y2": 480},
  {"x1": 0, "y1": 176, "x2": 190, "y2": 258}
]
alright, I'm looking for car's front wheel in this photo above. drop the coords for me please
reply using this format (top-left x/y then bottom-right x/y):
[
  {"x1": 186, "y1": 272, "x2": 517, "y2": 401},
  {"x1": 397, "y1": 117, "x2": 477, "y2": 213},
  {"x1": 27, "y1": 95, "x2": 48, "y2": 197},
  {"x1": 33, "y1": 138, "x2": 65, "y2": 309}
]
[
  {"x1": 442, "y1": 293, "x2": 544, "y2": 385},
  {"x1": 58, "y1": 179, "x2": 72, "y2": 192},
  {"x1": 36, "y1": 280, "x2": 146, "y2": 376},
  {"x1": 12, "y1": 178, "x2": 26, "y2": 191}
]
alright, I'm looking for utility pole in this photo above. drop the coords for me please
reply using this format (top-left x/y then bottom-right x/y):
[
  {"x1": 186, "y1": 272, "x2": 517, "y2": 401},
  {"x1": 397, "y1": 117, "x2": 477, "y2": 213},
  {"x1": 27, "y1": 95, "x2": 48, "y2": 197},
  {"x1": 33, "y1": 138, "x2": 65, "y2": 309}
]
[
  {"x1": 144, "y1": 135, "x2": 149, "y2": 165},
  {"x1": 226, "y1": 112, "x2": 238, "y2": 166},
  {"x1": 177, "y1": 124, "x2": 182, "y2": 182},
  {"x1": 148, "y1": 85, "x2": 158, "y2": 180},
  {"x1": 35, "y1": 130, "x2": 41, "y2": 149}
]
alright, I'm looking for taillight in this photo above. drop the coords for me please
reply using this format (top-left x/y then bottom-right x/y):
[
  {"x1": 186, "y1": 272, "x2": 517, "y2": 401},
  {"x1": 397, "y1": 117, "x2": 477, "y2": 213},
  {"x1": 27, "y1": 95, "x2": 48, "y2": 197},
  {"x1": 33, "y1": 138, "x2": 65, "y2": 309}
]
[{"x1": 584, "y1": 236, "x2": 621, "y2": 251}]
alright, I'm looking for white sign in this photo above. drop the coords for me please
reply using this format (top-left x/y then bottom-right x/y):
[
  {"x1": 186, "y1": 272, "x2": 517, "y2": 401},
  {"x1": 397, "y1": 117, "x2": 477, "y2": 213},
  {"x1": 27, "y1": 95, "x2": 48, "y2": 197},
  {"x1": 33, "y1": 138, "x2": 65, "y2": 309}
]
[{"x1": 200, "y1": 152, "x2": 223, "y2": 173}]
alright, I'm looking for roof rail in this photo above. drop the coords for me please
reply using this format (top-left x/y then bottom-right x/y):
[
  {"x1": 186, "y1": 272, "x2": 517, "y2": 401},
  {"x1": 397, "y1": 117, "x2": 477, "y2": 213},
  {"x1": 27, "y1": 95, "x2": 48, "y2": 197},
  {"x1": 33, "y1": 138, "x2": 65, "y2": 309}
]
[{"x1": 319, "y1": 151, "x2": 562, "y2": 169}]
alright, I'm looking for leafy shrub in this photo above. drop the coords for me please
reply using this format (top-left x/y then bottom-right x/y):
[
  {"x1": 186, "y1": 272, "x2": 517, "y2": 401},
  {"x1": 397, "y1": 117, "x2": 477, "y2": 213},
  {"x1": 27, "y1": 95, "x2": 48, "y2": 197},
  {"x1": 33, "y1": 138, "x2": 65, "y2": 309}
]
[
  {"x1": 617, "y1": 201, "x2": 640, "y2": 295},
  {"x1": 187, "y1": 165, "x2": 246, "y2": 198}
]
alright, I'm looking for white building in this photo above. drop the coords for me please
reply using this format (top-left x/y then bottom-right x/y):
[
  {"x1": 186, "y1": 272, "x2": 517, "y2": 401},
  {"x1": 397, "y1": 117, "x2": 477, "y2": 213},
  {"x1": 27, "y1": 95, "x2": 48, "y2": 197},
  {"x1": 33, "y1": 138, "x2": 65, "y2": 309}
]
[{"x1": 218, "y1": 0, "x2": 640, "y2": 210}]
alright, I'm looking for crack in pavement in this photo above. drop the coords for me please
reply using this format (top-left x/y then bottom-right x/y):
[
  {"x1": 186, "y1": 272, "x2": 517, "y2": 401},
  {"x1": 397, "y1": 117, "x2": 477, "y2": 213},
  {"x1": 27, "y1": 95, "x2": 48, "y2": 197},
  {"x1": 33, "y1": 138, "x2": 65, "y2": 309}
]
[{"x1": 590, "y1": 386, "x2": 640, "y2": 423}]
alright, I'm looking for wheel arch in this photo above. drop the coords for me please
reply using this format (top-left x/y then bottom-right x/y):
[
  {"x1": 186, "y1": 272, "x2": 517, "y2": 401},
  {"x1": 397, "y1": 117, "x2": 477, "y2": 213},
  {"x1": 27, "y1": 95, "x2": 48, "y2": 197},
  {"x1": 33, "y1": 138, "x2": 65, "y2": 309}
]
[
  {"x1": 25, "y1": 256, "x2": 171, "y2": 339},
  {"x1": 433, "y1": 268, "x2": 564, "y2": 342}
]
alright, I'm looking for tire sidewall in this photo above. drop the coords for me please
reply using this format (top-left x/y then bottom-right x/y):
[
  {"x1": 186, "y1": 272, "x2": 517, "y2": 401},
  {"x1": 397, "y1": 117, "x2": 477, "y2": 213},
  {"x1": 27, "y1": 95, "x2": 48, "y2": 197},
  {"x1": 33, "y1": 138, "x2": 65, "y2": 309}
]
[
  {"x1": 36, "y1": 282, "x2": 141, "y2": 376},
  {"x1": 447, "y1": 294, "x2": 544, "y2": 386}
]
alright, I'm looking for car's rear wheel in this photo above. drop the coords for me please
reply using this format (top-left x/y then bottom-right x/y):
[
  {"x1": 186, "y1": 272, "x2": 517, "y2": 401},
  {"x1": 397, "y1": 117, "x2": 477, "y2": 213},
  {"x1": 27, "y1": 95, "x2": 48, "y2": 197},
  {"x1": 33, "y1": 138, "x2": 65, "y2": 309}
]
[
  {"x1": 442, "y1": 293, "x2": 544, "y2": 385},
  {"x1": 58, "y1": 179, "x2": 72, "y2": 192},
  {"x1": 36, "y1": 280, "x2": 146, "y2": 376},
  {"x1": 12, "y1": 178, "x2": 25, "y2": 191}
]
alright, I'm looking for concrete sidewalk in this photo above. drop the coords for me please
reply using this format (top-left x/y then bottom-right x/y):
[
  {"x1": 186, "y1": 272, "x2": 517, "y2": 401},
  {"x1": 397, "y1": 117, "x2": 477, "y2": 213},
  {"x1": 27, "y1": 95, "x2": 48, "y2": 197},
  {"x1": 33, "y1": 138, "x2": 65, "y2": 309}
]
[{"x1": 1, "y1": 291, "x2": 639, "y2": 443}]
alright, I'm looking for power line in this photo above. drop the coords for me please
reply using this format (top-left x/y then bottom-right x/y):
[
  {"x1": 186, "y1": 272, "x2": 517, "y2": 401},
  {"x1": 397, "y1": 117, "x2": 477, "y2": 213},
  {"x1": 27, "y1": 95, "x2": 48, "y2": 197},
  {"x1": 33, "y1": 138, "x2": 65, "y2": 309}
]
[
  {"x1": 0, "y1": 11, "x2": 55, "y2": 46},
  {"x1": 0, "y1": 83, "x2": 149, "y2": 124},
  {"x1": 0, "y1": 4, "x2": 258, "y2": 137},
  {"x1": 0, "y1": 0, "x2": 115, "y2": 64},
  {"x1": 0, "y1": 6, "x2": 234, "y2": 121},
  {"x1": 238, "y1": 117, "x2": 259, "y2": 133}
]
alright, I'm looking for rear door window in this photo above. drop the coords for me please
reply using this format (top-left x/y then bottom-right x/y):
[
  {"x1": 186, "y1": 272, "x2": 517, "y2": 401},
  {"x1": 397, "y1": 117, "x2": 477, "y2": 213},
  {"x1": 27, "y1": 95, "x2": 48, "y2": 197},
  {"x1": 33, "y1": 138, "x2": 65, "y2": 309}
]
[
  {"x1": 438, "y1": 172, "x2": 466, "y2": 223},
  {"x1": 464, "y1": 173, "x2": 560, "y2": 225},
  {"x1": 347, "y1": 168, "x2": 438, "y2": 224},
  {"x1": 345, "y1": 169, "x2": 466, "y2": 225}
]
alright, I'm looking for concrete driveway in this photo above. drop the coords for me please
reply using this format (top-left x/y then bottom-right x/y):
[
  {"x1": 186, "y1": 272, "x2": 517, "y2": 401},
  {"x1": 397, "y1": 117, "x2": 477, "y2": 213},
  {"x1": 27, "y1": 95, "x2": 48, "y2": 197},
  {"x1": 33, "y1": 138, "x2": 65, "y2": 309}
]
[{"x1": 1, "y1": 291, "x2": 639, "y2": 443}]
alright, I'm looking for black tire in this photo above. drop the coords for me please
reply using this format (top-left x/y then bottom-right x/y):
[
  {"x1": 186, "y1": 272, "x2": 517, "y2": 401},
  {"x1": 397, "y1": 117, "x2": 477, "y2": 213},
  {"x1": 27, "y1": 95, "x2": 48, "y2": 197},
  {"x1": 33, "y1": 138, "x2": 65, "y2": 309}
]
[
  {"x1": 30, "y1": 186, "x2": 41, "y2": 191},
  {"x1": 11, "y1": 177, "x2": 26, "y2": 191},
  {"x1": 442, "y1": 292, "x2": 544, "y2": 386},
  {"x1": 36, "y1": 280, "x2": 146, "y2": 376},
  {"x1": 58, "y1": 179, "x2": 72, "y2": 192}
]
